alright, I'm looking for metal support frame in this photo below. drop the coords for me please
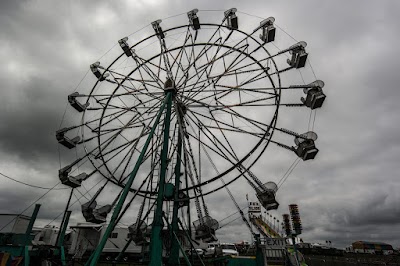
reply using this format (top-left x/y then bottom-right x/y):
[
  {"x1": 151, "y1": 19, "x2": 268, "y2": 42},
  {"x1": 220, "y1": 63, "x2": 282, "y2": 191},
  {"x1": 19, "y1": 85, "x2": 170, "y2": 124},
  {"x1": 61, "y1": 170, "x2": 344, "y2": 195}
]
[
  {"x1": 115, "y1": 238, "x2": 133, "y2": 262},
  {"x1": 148, "y1": 91, "x2": 173, "y2": 266},
  {"x1": 85, "y1": 93, "x2": 171, "y2": 266},
  {"x1": 167, "y1": 129, "x2": 183, "y2": 266},
  {"x1": 21, "y1": 204, "x2": 41, "y2": 266},
  {"x1": 255, "y1": 234, "x2": 265, "y2": 266},
  {"x1": 57, "y1": 211, "x2": 71, "y2": 266},
  {"x1": 56, "y1": 188, "x2": 73, "y2": 246},
  {"x1": 291, "y1": 235, "x2": 301, "y2": 266}
]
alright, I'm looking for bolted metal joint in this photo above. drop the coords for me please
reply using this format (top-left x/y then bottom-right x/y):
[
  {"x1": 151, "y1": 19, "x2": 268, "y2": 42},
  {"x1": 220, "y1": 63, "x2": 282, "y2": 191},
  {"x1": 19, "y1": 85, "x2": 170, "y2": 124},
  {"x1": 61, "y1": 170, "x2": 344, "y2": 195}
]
[
  {"x1": 59, "y1": 164, "x2": 88, "y2": 188},
  {"x1": 90, "y1": 62, "x2": 109, "y2": 81},
  {"x1": 294, "y1": 131, "x2": 319, "y2": 160},
  {"x1": 118, "y1": 37, "x2": 134, "y2": 57},
  {"x1": 287, "y1": 41, "x2": 308, "y2": 68},
  {"x1": 187, "y1": 9, "x2": 200, "y2": 30},
  {"x1": 164, "y1": 77, "x2": 177, "y2": 94},
  {"x1": 224, "y1": 8, "x2": 238, "y2": 30},
  {"x1": 259, "y1": 17, "x2": 276, "y2": 43},
  {"x1": 301, "y1": 80, "x2": 326, "y2": 109},
  {"x1": 151, "y1": 19, "x2": 165, "y2": 40},
  {"x1": 68, "y1": 92, "x2": 89, "y2": 112},
  {"x1": 56, "y1": 128, "x2": 81, "y2": 149}
]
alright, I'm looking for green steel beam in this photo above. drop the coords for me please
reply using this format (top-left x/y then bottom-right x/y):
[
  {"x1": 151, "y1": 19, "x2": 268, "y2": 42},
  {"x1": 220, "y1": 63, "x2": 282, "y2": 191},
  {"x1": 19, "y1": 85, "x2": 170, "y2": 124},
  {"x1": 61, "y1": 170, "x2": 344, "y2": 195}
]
[
  {"x1": 255, "y1": 234, "x2": 265, "y2": 266},
  {"x1": 57, "y1": 211, "x2": 71, "y2": 247},
  {"x1": 58, "y1": 211, "x2": 71, "y2": 266},
  {"x1": 115, "y1": 238, "x2": 133, "y2": 262},
  {"x1": 148, "y1": 91, "x2": 173, "y2": 266},
  {"x1": 23, "y1": 204, "x2": 41, "y2": 247},
  {"x1": 60, "y1": 247, "x2": 66, "y2": 266},
  {"x1": 167, "y1": 129, "x2": 183, "y2": 266},
  {"x1": 86, "y1": 94, "x2": 170, "y2": 266},
  {"x1": 21, "y1": 203, "x2": 41, "y2": 263},
  {"x1": 56, "y1": 188, "x2": 74, "y2": 246},
  {"x1": 292, "y1": 235, "x2": 301, "y2": 266},
  {"x1": 24, "y1": 246, "x2": 29, "y2": 266}
]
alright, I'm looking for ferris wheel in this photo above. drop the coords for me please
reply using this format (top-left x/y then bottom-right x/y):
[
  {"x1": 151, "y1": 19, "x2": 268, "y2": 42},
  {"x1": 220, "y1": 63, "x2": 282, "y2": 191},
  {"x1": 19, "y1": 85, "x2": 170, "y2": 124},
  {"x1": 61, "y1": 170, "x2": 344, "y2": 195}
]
[{"x1": 56, "y1": 8, "x2": 326, "y2": 265}]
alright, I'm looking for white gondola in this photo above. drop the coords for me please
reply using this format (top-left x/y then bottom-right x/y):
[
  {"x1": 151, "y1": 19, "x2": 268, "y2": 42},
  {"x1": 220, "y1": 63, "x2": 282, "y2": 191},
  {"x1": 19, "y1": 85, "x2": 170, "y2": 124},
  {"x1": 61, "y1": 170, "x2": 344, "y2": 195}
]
[
  {"x1": 193, "y1": 216, "x2": 218, "y2": 243},
  {"x1": 287, "y1": 41, "x2": 308, "y2": 69},
  {"x1": 224, "y1": 8, "x2": 238, "y2": 30},
  {"x1": 56, "y1": 128, "x2": 80, "y2": 149},
  {"x1": 164, "y1": 77, "x2": 176, "y2": 93},
  {"x1": 58, "y1": 164, "x2": 88, "y2": 188},
  {"x1": 90, "y1": 61, "x2": 109, "y2": 81},
  {"x1": 255, "y1": 182, "x2": 279, "y2": 211},
  {"x1": 68, "y1": 92, "x2": 89, "y2": 112},
  {"x1": 81, "y1": 201, "x2": 112, "y2": 224},
  {"x1": 187, "y1": 9, "x2": 200, "y2": 30},
  {"x1": 259, "y1": 17, "x2": 276, "y2": 43},
  {"x1": 151, "y1": 20, "x2": 165, "y2": 40},
  {"x1": 128, "y1": 220, "x2": 148, "y2": 245},
  {"x1": 118, "y1": 37, "x2": 133, "y2": 57},
  {"x1": 294, "y1": 131, "x2": 319, "y2": 160},
  {"x1": 301, "y1": 80, "x2": 326, "y2": 109}
]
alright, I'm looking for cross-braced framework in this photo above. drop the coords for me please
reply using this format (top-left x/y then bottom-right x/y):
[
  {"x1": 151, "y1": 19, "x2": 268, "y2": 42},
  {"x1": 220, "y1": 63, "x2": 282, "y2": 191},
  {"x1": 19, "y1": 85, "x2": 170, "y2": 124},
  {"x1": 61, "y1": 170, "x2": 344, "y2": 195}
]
[{"x1": 56, "y1": 8, "x2": 326, "y2": 266}]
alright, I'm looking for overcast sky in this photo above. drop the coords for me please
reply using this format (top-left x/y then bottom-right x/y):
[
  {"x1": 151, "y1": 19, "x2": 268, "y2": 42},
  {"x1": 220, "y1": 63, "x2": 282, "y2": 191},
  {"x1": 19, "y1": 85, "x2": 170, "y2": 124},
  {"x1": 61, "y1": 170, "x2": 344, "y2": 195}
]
[{"x1": 1, "y1": 0, "x2": 400, "y2": 250}]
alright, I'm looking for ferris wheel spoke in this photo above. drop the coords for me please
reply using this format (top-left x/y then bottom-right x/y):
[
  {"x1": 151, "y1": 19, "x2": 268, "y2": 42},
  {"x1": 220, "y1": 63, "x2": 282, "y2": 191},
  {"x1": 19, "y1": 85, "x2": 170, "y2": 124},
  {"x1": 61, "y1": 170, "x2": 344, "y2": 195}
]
[
  {"x1": 96, "y1": 111, "x2": 160, "y2": 137},
  {"x1": 113, "y1": 127, "x2": 153, "y2": 182},
  {"x1": 179, "y1": 40, "x2": 228, "y2": 97},
  {"x1": 221, "y1": 54, "x2": 271, "y2": 75},
  {"x1": 134, "y1": 59, "x2": 168, "y2": 79},
  {"x1": 162, "y1": 28, "x2": 191, "y2": 73},
  {"x1": 213, "y1": 95, "x2": 278, "y2": 109},
  {"x1": 95, "y1": 108, "x2": 161, "y2": 158},
  {"x1": 169, "y1": 28, "x2": 192, "y2": 78},
  {"x1": 131, "y1": 53, "x2": 166, "y2": 88},
  {"x1": 213, "y1": 84, "x2": 279, "y2": 94},
  {"x1": 178, "y1": 33, "x2": 198, "y2": 89},
  {"x1": 186, "y1": 107, "x2": 254, "y2": 135},
  {"x1": 95, "y1": 128, "x2": 151, "y2": 160},
  {"x1": 93, "y1": 98, "x2": 163, "y2": 133},
  {"x1": 181, "y1": 130, "x2": 202, "y2": 188},
  {"x1": 102, "y1": 96, "x2": 171, "y2": 183},
  {"x1": 215, "y1": 36, "x2": 291, "y2": 79},
  {"x1": 176, "y1": 36, "x2": 223, "y2": 88},
  {"x1": 189, "y1": 84, "x2": 275, "y2": 107},
  {"x1": 179, "y1": 42, "x2": 247, "y2": 90},
  {"x1": 214, "y1": 107, "x2": 271, "y2": 132},
  {"x1": 184, "y1": 45, "x2": 260, "y2": 102},
  {"x1": 184, "y1": 111, "x2": 240, "y2": 164},
  {"x1": 118, "y1": 130, "x2": 164, "y2": 184},
  {"x1": 90, "y1": 92, "x2": 154, "y2": 108},
  {"x1": 192, "y1": 115, "x2": 238, "y2": 163},
  {"x1": 86, "y1": 106, "x2": 139, "y2": 132},
  {"x1": 128, "y1": 58, "x2": 164, "y2": 92},
  {"x1": 194, "y1": 41, "x2": 248, "y2": 76}
]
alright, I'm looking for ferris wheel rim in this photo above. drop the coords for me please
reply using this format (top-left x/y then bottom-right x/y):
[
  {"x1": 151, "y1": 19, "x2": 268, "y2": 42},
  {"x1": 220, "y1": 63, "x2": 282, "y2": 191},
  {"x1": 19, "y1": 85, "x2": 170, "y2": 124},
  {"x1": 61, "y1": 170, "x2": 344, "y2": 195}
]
[{"x1": 80, "y1": 22, "x2": 283, "y2": 195}]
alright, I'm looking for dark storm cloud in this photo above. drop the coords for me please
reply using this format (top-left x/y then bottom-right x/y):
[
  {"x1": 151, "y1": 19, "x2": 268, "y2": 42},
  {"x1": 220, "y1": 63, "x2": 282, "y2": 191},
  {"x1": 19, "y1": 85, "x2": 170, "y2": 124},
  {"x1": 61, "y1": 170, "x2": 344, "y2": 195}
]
[
  {"x1": 0, "y1": 77, "x2": 62, "y2": 161},
  {"x1": 0, "y1": 0, "x2": 400, "y2": 250}
]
